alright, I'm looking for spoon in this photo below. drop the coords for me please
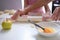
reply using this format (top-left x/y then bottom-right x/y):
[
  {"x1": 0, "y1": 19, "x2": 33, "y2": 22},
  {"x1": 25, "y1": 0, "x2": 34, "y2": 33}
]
[{"x1": 28, "y1": 20, "x2": 45, "y2": 30}]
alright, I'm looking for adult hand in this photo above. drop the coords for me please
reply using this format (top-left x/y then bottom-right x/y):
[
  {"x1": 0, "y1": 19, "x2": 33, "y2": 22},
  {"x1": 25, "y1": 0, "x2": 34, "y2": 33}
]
[
  {"x1": 51, "y1": 7, "x2": 60, "y2": 21},
  {"x1": 11, "y1": 10, "x2": 25, "y2": 20}
]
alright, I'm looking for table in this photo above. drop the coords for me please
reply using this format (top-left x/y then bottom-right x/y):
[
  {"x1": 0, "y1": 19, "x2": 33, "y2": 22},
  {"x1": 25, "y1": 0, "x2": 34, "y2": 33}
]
[{"x1": 0, "y1": 22, "x2": 60, "y2": 40}]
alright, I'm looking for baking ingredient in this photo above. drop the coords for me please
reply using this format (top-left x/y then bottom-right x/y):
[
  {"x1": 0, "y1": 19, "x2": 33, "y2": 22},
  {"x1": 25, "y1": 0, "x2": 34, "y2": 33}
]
[
  {"x1": 38, "y1": 27, "x2": 55, "y2": 33},
  {"x1": 44, "y1": 27, "x2": 55, "y2": 33}
]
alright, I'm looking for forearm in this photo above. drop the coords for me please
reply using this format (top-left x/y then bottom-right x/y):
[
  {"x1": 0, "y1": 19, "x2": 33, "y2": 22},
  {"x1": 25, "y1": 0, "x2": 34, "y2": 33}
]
[
  {"x1": 44, "y1": 4, "x2": 51, "y2": 12},
  {"x1": 24, "y1": 0, "x2": 54, "y2": 14}
]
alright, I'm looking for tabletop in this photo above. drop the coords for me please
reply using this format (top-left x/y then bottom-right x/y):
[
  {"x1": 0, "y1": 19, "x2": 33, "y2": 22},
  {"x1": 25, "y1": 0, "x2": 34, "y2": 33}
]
[{"x1": 0, "y1": 22, "x2": 60, "y2": 40}]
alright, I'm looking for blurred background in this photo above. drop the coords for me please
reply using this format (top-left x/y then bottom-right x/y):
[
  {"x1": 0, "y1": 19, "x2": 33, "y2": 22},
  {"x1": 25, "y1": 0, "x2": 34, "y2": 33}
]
[
  {"x1": 0, "y1": 0, "x2": 52, "y2": 11},
  {"x1": 0, "y1": 0, "x2": 60, "y2": 13},
  {"x1": 0, "y1": 0, "x2": 22, "y2": 10}
]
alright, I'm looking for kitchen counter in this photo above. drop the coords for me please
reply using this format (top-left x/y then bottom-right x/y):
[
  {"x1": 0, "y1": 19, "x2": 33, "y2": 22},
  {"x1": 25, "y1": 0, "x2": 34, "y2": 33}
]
[{"x1": 0, "y1": 22, "x2": 60, "y2": 40}]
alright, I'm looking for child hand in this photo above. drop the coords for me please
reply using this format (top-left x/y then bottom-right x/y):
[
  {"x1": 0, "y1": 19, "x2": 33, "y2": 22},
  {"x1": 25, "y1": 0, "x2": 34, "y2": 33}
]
[
  {"x1": 42, "y1": 11, "x2": 52, "y2": 21},
  {"x1": 51, "y1": 7, "x2": 60, "y2": 21}
]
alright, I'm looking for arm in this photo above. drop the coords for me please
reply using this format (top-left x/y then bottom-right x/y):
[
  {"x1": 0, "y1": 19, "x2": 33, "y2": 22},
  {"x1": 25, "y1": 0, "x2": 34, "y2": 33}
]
[
  {"x1": 24, "y1": 0, "x2": 54, "y2": 14},
  {"x1": 11, "y1": 0, "x2": 54, "y2": 20},
  {"x1": 24, "y1": 0, "x2": 28, "y2": 8},
  {"x1": 42, "y1": 4, "x2": 52, "y2": 21},
  {"x1": 44, "y1": 4, "x2": 51, "y2": 12}
]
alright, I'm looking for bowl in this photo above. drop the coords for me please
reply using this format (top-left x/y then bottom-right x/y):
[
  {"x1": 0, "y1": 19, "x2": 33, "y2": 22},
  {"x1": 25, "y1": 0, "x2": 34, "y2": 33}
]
[{"x1": 36, "y1": 22, "x2": 60, "y2": 37}]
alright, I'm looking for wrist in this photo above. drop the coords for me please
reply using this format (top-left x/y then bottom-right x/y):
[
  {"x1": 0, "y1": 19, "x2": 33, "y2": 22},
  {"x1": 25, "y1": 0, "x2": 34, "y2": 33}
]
[
  {"x1": 23, "y1": 6, "x2": 32, "y2": 15},
  {"x1": 22, "y1": 9, "x2": 28, "y2": 15}
]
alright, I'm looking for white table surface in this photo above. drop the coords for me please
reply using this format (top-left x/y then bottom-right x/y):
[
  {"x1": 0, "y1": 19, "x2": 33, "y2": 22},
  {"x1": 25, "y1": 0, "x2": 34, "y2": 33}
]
[{"x1": 0, "y1": 22, "x2": 60, "y2": 40}]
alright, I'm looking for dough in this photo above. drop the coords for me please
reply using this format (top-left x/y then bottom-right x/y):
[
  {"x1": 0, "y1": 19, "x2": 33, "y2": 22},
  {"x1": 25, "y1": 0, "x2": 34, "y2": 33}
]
[
  {"x1": 0, "y1": 11, "x2": 4, "y2": 15},
  {"x1": 4, "y1": 10, "x2": 10, "y2": 13},
  {"x1": 4, "y1": 9, "x2": 16, "y2": 15},
  {"x1": 9, "y1": 9, "x2": 16, "y2": 15}
]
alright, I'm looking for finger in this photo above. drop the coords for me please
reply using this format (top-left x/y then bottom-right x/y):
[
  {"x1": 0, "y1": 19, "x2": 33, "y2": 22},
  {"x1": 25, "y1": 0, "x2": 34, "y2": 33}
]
[
  {"x1": 51, "y1": 15, "x2": 56, "y2": 20},
  {"x1": 57, "y1": 15, "x2": 60, "y2": 20},
  {"x1": 54, "y1": 17, "x2": 58, "y2": 21},
  {"x1": 52, "y1": 7, "x2": 60, "y2": 16},
  {"x1": 52, "y1": 15, "x2": 58, "y2": 21},
  {"x1": 51, "y1": 13, "x2": 57, "y2": 20},
  {"x1": 11, "y1": 11, "x2": 20, "y2": 20},
  {"x1": 52, "y1": 13, "x2": 59, "y2": 21}
]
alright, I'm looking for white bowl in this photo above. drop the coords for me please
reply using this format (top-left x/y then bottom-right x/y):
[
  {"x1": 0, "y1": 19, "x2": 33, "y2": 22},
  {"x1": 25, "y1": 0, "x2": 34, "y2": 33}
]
[{"x1": 36, "y1": 22, "x2": 60, "y2": 37}]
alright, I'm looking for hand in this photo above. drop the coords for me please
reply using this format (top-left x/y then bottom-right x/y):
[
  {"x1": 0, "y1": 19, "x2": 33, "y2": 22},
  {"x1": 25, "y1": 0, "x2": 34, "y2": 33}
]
[
  {"x1": 51, "y1": 7, "x2": 60, "y2": 21},
  {"x1": 11, "y1": 10, "x2": 24, "y2": 20},
  {"x1": 11, "y1": 9, "x2": 28, "y2": 20},
  {"x1": 42, "y1": 11, "x2": 52, "y2": 21}
]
